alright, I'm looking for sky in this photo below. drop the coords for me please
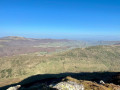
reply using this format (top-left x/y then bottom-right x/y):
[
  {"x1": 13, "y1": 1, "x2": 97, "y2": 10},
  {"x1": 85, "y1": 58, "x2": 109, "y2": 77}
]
[{"x1": 0, "y1": 0, "x2": 120, "y2": 40}]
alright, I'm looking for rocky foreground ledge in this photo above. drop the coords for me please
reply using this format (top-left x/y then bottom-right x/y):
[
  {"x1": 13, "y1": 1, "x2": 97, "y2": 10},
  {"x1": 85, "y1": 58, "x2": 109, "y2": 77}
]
[{"x1": 6, "y1": 75, "x2": 120, "y2": 90}]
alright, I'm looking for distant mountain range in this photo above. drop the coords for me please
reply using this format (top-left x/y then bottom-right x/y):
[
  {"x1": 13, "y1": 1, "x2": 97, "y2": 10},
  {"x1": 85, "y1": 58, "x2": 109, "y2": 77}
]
[
  {"x1": 0, "y1": 36, "x2": 77, "y2": 57},
  {"x1": 0, "y1": 36, "x2": 120, "y2": 57}
]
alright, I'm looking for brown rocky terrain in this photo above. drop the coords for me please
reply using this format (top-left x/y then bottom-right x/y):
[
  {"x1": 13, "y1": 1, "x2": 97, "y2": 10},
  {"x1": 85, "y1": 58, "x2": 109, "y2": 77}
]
[{"x1": 1, "y1": 72, "x2": 120, "y2": 90}]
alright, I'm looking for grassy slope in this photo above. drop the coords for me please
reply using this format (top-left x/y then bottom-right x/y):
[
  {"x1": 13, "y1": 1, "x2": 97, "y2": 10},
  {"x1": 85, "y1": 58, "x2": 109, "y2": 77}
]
[{"x1": 0, "y1": 45, "x2": 120, "y2": 81}]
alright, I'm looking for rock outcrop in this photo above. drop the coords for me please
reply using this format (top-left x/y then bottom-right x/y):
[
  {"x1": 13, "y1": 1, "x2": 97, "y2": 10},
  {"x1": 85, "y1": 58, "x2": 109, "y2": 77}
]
[
  {"x1": 7, "y1": 85, "x2": 21, "y2": 90},
  {"x1": 5, "y1": 76, "x2": 120, "y2": 90},
  {"x1": 51, "y1": 81, "x2": 84, "y2": 90}
]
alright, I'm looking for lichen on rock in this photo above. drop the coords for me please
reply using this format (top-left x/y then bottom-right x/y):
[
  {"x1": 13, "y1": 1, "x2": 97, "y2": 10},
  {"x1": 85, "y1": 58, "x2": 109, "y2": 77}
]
[{"x1": 51, "y1": 81, "x2": 84, "y2": 90}]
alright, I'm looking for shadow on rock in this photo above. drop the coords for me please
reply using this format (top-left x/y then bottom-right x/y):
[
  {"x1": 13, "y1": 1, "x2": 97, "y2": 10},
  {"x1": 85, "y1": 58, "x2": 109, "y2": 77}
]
[{"x1": 0, "y1": 72, "x2": 119, "y2": 90}]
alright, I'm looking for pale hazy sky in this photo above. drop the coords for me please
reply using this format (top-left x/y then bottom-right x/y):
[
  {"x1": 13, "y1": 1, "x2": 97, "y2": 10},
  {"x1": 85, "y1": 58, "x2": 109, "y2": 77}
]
[{"x1": 0, "y1": 0, "x2": 120, "y2": 40}]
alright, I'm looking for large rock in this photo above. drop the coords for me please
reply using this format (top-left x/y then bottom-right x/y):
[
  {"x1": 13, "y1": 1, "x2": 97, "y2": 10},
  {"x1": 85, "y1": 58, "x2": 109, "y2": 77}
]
[
  {"x1": 61, "y1": 76, "x2": 120, "y2": 90},
  {"x1": 7, "y1": 85, "x2": 21, "y2": 90},
  {"x1": 51, "y1": 81, "x2": 84, "y2": 90}
]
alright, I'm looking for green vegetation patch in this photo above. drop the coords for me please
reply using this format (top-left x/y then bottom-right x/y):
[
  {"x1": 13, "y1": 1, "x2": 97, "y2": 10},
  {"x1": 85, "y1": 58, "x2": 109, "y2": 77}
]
[{"x1": 0, "y1": 45, "x2": 120, "y2": 80}]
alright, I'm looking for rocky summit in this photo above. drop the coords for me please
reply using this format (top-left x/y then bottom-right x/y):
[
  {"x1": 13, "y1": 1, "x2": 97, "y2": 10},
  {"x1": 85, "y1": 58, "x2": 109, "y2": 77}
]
[
  {"x1": 51, "y1": 81, "x2": 84, "y2": 90},
  {"x1": 5, "y1": 76, "x2": 120, "y2": 90}
]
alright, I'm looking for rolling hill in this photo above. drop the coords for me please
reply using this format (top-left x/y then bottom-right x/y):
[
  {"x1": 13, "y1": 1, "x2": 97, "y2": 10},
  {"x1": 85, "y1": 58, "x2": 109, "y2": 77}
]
[
  {"x1": 0, "y1": 45, "x2": 120, "y2": 85},
  {"x1": 0, "y1": 36, "x2": 120, "y2": 87},
  {"x1": 0, "y1": 36, "x2": 86, "y2": 57},
  {"x1": 0, "y1": 36, "x2": 120, "y2": 57}
]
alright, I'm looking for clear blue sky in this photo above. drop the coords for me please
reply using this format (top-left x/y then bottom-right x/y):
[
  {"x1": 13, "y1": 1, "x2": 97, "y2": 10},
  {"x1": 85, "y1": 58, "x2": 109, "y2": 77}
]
[{"x1": 0, "y1": 0, "x2": 120, "y2": 40}]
